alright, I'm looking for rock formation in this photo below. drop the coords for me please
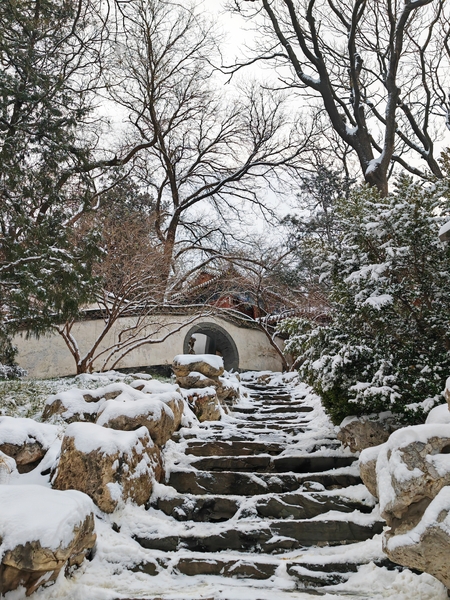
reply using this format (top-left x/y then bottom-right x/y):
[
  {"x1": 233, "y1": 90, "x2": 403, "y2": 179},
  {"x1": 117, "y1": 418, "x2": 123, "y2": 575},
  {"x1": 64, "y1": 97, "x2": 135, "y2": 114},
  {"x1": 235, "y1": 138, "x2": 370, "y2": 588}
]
[
  {"x1": 338, "y1": 413, "x2": 401, "y2": 453},
  {"x1": 360, "y1": 422, "x2": 450, "y2": 589},
  {"x1": 0, "y1": 416, "x2": 58, "y2": 473},
  {"x1": 0, "y1": 485, "x2": 96, "y2": 596},
  {"x1": 172, "y1": 354, "x2": 240, "y2": 419},
  {"x1": 52, "y1": 423, "x2": 162, "y2": 513}
]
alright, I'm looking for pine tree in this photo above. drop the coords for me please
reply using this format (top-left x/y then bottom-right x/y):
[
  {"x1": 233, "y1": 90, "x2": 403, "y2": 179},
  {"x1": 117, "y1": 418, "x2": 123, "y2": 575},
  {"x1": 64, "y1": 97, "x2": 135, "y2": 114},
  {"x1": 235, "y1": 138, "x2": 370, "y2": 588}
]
[
  {"x1": 281, "y1": 176, "x2": 450, "y2": 425},
  {"x1": 0, "y1": 0, "x2": 104, "y2": 357}
]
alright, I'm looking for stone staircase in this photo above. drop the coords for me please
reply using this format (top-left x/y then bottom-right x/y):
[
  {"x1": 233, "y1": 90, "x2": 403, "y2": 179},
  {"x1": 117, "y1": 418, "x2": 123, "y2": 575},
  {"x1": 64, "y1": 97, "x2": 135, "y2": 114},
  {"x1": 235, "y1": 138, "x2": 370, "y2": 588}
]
[{"x1": 123, "y1": 376, "x2": 395, "y2": 592}]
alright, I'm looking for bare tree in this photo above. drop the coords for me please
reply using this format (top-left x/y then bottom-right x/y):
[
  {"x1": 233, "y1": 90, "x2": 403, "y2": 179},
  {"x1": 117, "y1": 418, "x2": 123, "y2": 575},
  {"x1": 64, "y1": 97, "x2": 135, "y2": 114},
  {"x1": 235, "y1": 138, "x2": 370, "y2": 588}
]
[
  {"x1": 104, "y1": 0, "x2": 319, "y2": 287},
  {"x1": 229, "y1": 0, "x2": 450, "y2": 195},
  {"x1": 55, "y1": 195, "x2": 213, "y2": 373}
]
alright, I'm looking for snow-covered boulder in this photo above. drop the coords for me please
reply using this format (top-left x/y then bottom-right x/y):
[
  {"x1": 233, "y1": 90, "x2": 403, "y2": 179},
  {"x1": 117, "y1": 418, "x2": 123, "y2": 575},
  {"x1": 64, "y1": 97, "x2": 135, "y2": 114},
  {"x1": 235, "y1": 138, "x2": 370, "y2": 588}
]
[
  {"x1": 129, "y1": 381, "x2": 185, "y2": 430},
  {"x1": 180, "y1": 387, "x2": 222, "y2": 422},
  {"x1": 383, "y1": 486, "x2": 450, "y2": 589},
  {"x1": 172, "y1": 354, "x2": 224, "y2": 378},
  {"x1": 43, "y1": 383, "x2": 132, "y2": 423},
  {"x1": 96, "y1": 391, "x2": 183, "y2": 446},
  {"x1": 361, "y1": 425, "x2": 450, "y2": 533},
  {"x1": 0, "y1": 485, "x2": 96, "y2": 596},
  {"x1": 338, "y1": 413, "x2": 401, "y2": 453},
  {"x1": 176, "y1": 371, "x2": 218, "y2": 389},
  {"x1": 52, "y1": 423, "x2": 162, "y2": 513},
  {"x1": 360, "y1": 423, "x2": 450, "y2": 586},
  {"x1": 216, "y1": 374, "x2": 240, "y2": 407},
  {"x1": 0, "y1": 417, "x2": 59, "y2": 473}
]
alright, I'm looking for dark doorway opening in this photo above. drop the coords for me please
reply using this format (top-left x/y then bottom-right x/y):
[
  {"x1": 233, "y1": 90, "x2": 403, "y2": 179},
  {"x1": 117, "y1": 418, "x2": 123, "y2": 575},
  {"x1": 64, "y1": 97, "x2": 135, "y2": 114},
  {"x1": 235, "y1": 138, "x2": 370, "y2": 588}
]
[{"x1": 183, "y1": 322, "x2": 239, "y2": 371}]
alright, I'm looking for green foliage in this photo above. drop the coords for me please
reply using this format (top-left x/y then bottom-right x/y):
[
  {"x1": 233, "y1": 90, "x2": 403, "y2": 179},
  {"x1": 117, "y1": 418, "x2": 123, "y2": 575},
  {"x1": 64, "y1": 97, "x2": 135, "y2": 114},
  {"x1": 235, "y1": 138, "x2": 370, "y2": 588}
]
[
  {"x1": 0, "y1": 0, "x2": 102, "y2": 337},
  {"x1": 281, "y1": 176, "x2": 450, "y2": 425}
]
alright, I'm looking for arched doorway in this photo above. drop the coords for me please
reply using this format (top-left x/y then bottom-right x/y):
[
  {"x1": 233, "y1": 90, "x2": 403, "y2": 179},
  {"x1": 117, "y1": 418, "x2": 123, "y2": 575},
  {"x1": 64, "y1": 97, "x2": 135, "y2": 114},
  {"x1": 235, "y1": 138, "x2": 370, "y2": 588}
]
[{"x1": 183, "y1": 322, "x2": 239, "y2": 371}]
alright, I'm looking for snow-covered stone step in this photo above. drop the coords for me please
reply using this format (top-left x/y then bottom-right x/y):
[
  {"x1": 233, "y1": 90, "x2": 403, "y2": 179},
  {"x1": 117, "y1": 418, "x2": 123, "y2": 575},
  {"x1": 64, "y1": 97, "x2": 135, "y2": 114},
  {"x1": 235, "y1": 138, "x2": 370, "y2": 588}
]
[
  {"x1": 134, "y1": 518, "x2": 384, "y2": 553},
  {"x1": 167, "y1": 469, "x2": 362, "y2": 496},
  {"x1": 174, "y1": 556, "x2": 278, "y2": 579},
  {"x1": 185, "y1": 440, "x2": 285, "y2": 457},
  {"x1": 152, "y1": 490, "x2": 372, "y2": 522},
  {"x1": 243, "y1": 415, "x2": 313, "y2": 423},
  {"x1": 232, "y1": 405, "x2": 313, "y2": 415},
  {"x1": 272, "y1": 455, "x2": 357, "y2": 473},
  {"x1": 154, "y1": 494, "x2": 240, "y2": 522},
  {"x1": 233, "y1": 422, "x2": 306, "y2": 432},
  {"x1": 188, "y1": 454, "x2": 356, "y2": 474}
]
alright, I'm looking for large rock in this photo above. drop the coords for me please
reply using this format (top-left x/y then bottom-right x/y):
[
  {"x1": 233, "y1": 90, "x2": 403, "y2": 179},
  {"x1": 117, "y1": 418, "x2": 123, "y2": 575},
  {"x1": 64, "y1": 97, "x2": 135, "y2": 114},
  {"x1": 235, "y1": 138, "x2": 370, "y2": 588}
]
[
  {"x1": 0, "y1": 485, "x2": 96, "y2": 596},
  {"x1": 130, "y1": 381, "x2": 185, "y2": 430},
  {"x1": 96, "y1": 392, "x2": 182, "y2": 446},
  {"x1": 216, "y1": 377, "x2": 240, "y2": 407},
  {"x1": 359, "y1": 443, "x2": 382, "y2": 499},
  {"x1": 371, "y1": 425, "x2": 450, "y2": 534},
  {"x1": 338, "y1": 413, "x2": 401, "y2": 453},
  {"x1": 43, "y1": 383, "x2": 132, "y2": 423},
  {"x1": 360, "y1": 423, "x2": 450, "y2": 587},
  {"x1": 52, "y1": 423, "x2": 162, "y2": 513},
  {"x1": 172, "y1": 354, "x2": 224, "y2": 378},
  {"x1": 180, "y1": 387, "x2": 222, "y2": 422},
  {"x1": 383, "y1": 486, "x2": 450, "y2": 589},
  {"x1": 0, "y1": 417, "x2": 59, "y2": 473},
  {"x1": 176, "y1": 372, "x2": 218, "y2": 389}
]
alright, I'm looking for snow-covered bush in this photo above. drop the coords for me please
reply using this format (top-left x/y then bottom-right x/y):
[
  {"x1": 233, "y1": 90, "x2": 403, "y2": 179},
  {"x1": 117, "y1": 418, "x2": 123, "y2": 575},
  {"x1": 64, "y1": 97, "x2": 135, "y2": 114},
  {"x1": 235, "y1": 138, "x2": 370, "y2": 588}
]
[
  {"x1": 281, "y1": 176, "x2": 450, "y2": 425},
  {"x1": 0, "y1": 335, "x2": 25, "y2": 380}
]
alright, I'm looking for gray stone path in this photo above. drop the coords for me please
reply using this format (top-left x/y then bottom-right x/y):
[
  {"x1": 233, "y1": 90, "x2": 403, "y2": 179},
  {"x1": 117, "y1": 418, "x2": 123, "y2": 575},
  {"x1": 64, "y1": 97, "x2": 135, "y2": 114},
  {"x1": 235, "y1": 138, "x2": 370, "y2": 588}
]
[{"x1": 124, "y1": 376, "x2": 399, "y2": 593}]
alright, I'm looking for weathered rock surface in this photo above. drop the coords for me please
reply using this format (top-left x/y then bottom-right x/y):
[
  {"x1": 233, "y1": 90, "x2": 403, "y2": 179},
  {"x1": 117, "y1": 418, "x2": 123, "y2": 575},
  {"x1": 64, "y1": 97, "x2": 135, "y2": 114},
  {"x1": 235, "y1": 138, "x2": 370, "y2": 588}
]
[
  {"x1": 0, "y1": 485, "x2": 96, "y2": 596},
  {"x1": 338, "y1": 414, "x2": 401, "y2": 453},
  {"x1": 360, "y1": 423, "x2": 450, "y2": 587},
  {"x1": 359, "y1": 451, "x2": 379, "y2": 499},
  {"x1": 43, "y1": 383, "x2": 141, "y2": 423},
  {"x1": 164, "y1": 396, "x2": 184, "y2": 431},
  {"x1": 0, "y1": 417, "x2": 58, "y2": 473},
  {"x1": 52, "y1": 423, "x2": 162, "y2": 513},
  {"x1": 177, "y1": 373, "x2": 218, "y2": 389},
  {"x1": 172, "y1": 354, "x2": 224, "y2": 378},
  {"x1": 96, "y1": 392, "x2": 181, "y2": 446},
  {"x1": 180, "y1": 387, "x2": 222, "y2": 422},
  {"x1": 43, "y1": 389, "x2": 106, "y2": 423},
  {"x1": 383, "y1": 486, "x2": 450, "y2": 589}
]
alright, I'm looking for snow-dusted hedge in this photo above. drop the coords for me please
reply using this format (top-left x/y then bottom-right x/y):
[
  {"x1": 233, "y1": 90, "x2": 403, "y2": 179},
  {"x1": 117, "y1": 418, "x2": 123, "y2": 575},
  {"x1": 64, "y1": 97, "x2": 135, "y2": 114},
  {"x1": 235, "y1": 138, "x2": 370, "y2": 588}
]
[{"x1": 281, "y1": 176, "x2": 450, "y2": 425}]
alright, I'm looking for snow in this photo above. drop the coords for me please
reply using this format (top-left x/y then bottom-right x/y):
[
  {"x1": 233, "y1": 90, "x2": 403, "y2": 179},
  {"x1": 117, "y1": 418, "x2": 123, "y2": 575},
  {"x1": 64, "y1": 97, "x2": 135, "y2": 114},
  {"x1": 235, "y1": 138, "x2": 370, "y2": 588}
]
[
  {"x1": 426, "y1": 403, "x2": 450, "y2": 424},
  {"x1": 96, "y1": 395, "x2": 174, "y2": 425},
  {"x1": 0, "y1": 485, "x2": 94, "y2": 554},
  {"x1": 1, "y1": 369, "x2": 446, "y2": 599},
  {"x1": 64, "y1": 422, "x2": 153, "y2": 455},
  {"x1": 130, "y1": 380, "x2": 180, "y2": 394},
  {"x1": 180, "y1": 386, "x2": 217, "y2": 400},
  {"x1": 0, "y1": 416, "x2": 58, "y2": 448},
  {"x1": 364, "y1": 294, "x2": 394, "y2": 309},
  {"x1": 173, "y1": 354, "x2": 224, "y2": 370}
]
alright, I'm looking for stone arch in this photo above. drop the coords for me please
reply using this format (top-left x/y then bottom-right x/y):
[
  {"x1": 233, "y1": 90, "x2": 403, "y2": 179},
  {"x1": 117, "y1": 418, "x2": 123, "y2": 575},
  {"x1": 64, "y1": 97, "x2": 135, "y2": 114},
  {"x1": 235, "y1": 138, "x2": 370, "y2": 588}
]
[{"x1": 183, "y1": 322, "x2": 240, "y2": 371}]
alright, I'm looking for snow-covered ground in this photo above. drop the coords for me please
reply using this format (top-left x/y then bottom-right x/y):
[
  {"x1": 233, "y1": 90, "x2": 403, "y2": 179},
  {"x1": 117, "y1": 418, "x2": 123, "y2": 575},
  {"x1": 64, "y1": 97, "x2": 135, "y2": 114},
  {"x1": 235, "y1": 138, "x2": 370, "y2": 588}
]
[{"x1": 1, "y1": 371, "x2": 447, "y2": 599}]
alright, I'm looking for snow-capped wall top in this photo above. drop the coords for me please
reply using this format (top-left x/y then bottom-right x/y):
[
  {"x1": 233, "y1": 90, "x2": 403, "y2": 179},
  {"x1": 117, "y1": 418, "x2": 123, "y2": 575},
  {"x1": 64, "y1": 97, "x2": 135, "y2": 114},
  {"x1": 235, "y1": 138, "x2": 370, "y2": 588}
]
[{"x1": 0, "y1": 485, "x2": 94, "y2": 553}]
